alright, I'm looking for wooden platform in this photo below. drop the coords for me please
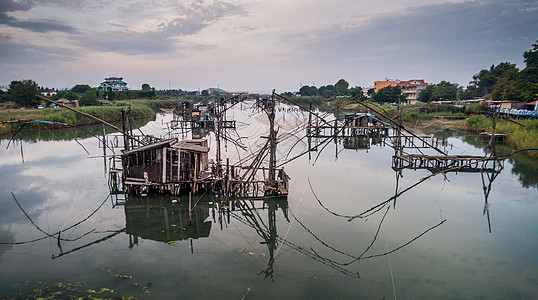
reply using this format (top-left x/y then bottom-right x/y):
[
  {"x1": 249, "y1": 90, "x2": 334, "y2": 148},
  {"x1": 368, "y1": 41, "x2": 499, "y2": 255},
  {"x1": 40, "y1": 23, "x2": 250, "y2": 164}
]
[
  {"x1": 479, "y1": 132, "x2": 506, "y2": 140},
  {"x1": 392, "y1": 154, "x2": 503, "y2": 172}
]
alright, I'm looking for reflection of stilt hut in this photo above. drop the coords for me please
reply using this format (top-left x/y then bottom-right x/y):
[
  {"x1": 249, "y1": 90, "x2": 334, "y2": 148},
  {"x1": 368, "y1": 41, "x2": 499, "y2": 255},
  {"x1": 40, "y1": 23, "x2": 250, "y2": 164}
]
[
  {"x1": 343, "y1": 135, "x2": 370, "y2": 150},
  {"x1": 125, "y1": 197, "x2": 212, "y2": 246},
  {"x1": 341, "y1": 113, "x2": 390, "y2": 138},
  {"x1": 121, "y1": 138, "x2": 210, "y2": 195},
  {"x1": 174, "y1": 101, "x2": 192, "y2": 119}
]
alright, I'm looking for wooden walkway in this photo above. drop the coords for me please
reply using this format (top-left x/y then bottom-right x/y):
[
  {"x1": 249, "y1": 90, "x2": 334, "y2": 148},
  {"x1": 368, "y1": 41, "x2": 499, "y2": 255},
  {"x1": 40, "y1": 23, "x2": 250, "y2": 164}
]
[
  {"x1": 479, "y1": 132, "x2": 506, "y2": 140},
  {"x1": 392, "y1": 154, "x2": 503, "y2": 172}
]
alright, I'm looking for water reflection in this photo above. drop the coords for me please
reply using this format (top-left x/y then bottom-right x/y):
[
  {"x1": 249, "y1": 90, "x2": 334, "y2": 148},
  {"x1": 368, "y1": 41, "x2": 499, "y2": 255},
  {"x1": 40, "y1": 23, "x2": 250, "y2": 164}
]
[
  {"x1": 122, "y1": 194, "x2": 289, "y2": 281},
  {"x1": 124, "y1": 195, "x2": 212, "y2": 247},
  {"x1": 1, "y1": 117, "x2": 153, "y2": 143}
]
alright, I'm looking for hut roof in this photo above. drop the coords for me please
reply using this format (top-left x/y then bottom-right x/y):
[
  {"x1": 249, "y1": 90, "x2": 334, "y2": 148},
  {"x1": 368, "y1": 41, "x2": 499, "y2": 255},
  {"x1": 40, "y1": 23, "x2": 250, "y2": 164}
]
[
  {"x1": 176, "y1": 140, "x2": 209, "y2": 152},
  {"x1": 122, "y1": 138, "x2": 209, "y2": 155}
]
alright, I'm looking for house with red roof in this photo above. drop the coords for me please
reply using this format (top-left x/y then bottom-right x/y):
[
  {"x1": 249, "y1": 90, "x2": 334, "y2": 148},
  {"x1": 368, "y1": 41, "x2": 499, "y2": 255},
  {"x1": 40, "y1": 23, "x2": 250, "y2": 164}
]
[{"x1": 373, "y1": 79, "x2": 429, "y2": 104}]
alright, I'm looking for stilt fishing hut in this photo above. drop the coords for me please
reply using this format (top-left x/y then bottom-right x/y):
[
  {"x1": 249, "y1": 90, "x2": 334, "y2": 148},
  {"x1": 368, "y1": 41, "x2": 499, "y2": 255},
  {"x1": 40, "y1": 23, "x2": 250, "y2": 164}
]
[{"x1": 121, "y1": 138, "x2": 210, "y2": 195}]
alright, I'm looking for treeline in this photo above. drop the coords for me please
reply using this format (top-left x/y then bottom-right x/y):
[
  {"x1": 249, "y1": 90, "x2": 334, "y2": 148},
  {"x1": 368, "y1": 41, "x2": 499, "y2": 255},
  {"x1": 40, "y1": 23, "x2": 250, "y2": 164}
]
[
  {"x1": 418, "y1": 41, "x2": 538, "y2": 103},
  {"x1": 297, "y1": 79, "x2": 368, "y2": 98},
  {"x1": 0, "y1": 81, "x2": 158, "y2": 107},
  {"x1": 293, "y1": 40, "x2": 538, "y2": 104},
  {"x1": 156, "y1": 89, "x2": 198, "y2": 97}
]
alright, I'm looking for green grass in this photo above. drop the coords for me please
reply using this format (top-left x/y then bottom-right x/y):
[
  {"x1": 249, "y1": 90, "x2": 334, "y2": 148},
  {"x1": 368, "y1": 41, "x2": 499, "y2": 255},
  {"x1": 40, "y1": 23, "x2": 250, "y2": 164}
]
[
  {"x1": 0, "y1": 105, "x2": 154, "y2": 136},
  {"x1": 465, "y1": 115, "x2": 538, "y2": 158},
  {"x1": 112, "y1": 98, "x2": 180, "y2": 109}
]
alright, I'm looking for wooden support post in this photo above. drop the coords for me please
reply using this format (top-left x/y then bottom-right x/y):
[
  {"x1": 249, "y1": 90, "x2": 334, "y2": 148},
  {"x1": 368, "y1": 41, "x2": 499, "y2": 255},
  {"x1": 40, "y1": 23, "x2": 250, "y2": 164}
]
[
  {"x1": 268, "y1": 91, "x2": 277, "y2": 189},
  {"x1": 226, "y1": 158, "x2": 230, "y2": 196},
  {"x1": 122, "y1": 108, "x2": 130, "y2": 151},
  {"x1": 189, "y1": 191, "x2": 192, "y2": 225}
]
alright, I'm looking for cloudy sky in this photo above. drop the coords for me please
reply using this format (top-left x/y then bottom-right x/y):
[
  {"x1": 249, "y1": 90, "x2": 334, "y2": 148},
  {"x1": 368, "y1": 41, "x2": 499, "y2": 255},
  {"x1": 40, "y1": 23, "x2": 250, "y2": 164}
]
[{"x1": 1, "y1": 0, "x2": 537, "y2": 92}]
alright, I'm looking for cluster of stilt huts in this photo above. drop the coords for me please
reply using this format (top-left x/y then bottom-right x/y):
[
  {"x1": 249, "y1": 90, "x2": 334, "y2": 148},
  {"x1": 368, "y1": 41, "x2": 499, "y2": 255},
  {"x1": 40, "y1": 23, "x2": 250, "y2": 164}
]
[
  {"x1": 34, "y1": 93, "x2": 511, "y2": 268},
  {"x1": 38, "y1": 92, "x2": 506, "y2": 203},
  {"x1": 103, "y1": 92, "x2": 507, "y2": 201}
]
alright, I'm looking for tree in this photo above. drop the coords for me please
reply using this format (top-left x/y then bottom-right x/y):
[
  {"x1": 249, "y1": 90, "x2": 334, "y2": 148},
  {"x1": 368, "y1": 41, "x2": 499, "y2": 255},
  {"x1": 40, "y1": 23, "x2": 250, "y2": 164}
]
[
  {"x1": 299, "y1": 85, "x2": 318, "y2": 96},
  {"x1": 334, "y1": 79, "x2": 349, "y2": 96},
  {"x1": 522, "y1": 40, "x2": 538, "y2": 83},
  {"x1": 201, "y1": 90, "x2": 209, "y2": 96},
  {"x1": 79, "y1": 89, "x2": 100, "y2": 106},
  {"x1": 489, "y1": 75, "x2": 521, "y2": 100},
  {"x1": 431, "y1": 81, "x2": 458, "y2": 101},
  {"x1": 417, "y1": 85, "x2": 436, "y2": 102},
  {"x1": 348, "y1": 86, "x2": 363, "y2": 97},
  {"x1": 0, "y1": 90, "x2": 9, "y2": 102},
  {"x1": 372, "y1": 86, "x2": 402, "y2": 103},
  {"x1": 459, "y1": 85, "x2": 479, "y2": 100},
  {"x1": 318, "y1": 85, "x2": 334, "y2": 96},
  {"x1": 141, "y1": 83, "x2": 152, "y2": 91},
  {"x1": 9, "y1": 79, "x2": 40, "y2": 107},
  {"x1": 470, "y1": 62, "x2": 519, "y2": 96},
  {"x1": 53, "y1": 90, "x2": 79, "y2": 101},
  {"x1": 71, "y1": 84, "x2": 91, "y2": 94},
  {"x1": 321, "y1": 89, "x2": 336, "y2": 98}
]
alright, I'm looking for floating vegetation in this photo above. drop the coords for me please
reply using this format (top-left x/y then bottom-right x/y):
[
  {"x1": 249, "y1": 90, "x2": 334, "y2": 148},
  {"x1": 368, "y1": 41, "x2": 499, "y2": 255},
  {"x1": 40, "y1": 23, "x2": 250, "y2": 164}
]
[
  {"x1": 105, "y1": 266, "x2": 133, "y2": 279},
  {"x1": 9, "y1": 277, "x2": 135, "y2": 300}
]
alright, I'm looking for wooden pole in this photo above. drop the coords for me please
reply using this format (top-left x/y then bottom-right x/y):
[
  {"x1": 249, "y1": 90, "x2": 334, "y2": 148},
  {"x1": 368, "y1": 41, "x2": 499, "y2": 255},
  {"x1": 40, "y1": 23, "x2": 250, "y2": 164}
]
[
  {"x1": 268, "y1": 91, "x2": 277, "y2": 188},
  {"x1": 189, "y1": 191, "x2": 192, "y2": 225},
  {"x1": 101, "y1": 108, "x2": 107, "y2": 174},
  {"x1": 121, "y1": 108, "x2": 130, "y2": 151}
]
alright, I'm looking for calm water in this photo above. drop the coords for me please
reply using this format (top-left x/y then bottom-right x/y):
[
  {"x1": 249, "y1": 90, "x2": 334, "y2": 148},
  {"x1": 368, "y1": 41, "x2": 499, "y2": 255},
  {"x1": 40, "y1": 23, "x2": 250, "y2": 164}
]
[{"x1": 1, "y1": 103, "x2": 537, "y2": 299}]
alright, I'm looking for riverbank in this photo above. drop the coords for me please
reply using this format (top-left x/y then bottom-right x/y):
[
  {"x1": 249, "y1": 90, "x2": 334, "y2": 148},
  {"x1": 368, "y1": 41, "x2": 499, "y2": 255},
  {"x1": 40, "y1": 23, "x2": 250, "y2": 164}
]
[
  {"x1": 0, "y1": 105, "x2": 155, "y2": 136},
  {"x1": 464, "y1": 115, "x2": 538, "y2": 158},
  {"x1": 330, "y1": 100, "x2": 537, "y2": 158}
]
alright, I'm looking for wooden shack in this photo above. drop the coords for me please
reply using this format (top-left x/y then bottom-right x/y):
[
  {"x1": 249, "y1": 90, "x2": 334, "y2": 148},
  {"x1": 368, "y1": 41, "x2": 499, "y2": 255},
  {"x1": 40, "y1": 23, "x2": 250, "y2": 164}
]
[
  {"x1": 121, "y1": 138, "x2": 210, "y2": 195},
  {"x1": 345, "y1": 113, "x2": 387, "y2": 128}
]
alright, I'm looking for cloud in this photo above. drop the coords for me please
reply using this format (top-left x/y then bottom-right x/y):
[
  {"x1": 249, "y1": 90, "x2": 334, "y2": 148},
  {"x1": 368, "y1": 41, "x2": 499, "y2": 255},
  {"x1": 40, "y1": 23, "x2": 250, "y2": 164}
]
[
  {"x1": 72, "y1": 30, "x2": 178, "y2": 55},
  {"x1": 0, "y1": 33, "x2": 79, "y2": 64},
  {"x1": 0, "y1": 0, "x2": 34, "y2": 12},
  {"x1": 71, "y1": 0, "x2": 244, "y2": 55},
  {"x1": 0, "y1": 0, "x2": 77, "y2": 33},
  {"x1": 278, "y1": 0, "x2": 538, "y2": 84},
  {"x1": 3, "y1": 18, "x2": 77, "y2": 33}
]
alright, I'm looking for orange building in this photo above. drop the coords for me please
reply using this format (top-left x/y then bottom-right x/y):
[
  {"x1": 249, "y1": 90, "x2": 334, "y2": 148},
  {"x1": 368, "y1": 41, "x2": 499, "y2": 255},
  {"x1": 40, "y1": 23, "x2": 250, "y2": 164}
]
[
  {"x1": 374, "y1": 79, "x2": 428, "y2": 104},
  {"x1": 374, "y1": 80, "x2": 397, "y2": 92}
]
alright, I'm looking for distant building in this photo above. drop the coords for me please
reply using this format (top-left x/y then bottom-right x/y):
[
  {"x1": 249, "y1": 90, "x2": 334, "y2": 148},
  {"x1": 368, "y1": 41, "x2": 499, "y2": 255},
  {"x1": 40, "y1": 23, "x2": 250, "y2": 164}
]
[
  {"x1": 397, "y1": 80, "x2": 428, "y2": 104},
  {"x1": 41, "y1": 89, "x2": 57, "y2": 97},
  {"x1": 56, "y1": 98, "x2": 79, "y2": 108},
  {"x1": 98, "y1": 77, "x2": 128, "y2": 91},
  {"x1": 374, "y1": 79, "x2": 428, "y2": 104},
  {"x1": 207, "y1": 88, "x2": 228, "y2": 95},
  {"x1": 374, "y1": 80, "x2": 397, "y2": 92}
]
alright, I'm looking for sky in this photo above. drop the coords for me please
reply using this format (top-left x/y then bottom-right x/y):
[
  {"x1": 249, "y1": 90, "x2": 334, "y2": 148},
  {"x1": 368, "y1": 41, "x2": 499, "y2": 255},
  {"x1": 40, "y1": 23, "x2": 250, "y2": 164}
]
[{"x1": 0, "y1": 0, "x2": 537, "y2": 93}]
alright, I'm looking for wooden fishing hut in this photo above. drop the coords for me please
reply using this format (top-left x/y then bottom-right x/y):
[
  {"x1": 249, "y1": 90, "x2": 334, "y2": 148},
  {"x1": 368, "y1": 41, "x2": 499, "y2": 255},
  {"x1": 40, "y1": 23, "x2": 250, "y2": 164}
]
[
  {"x1": 121, "y1": 138, "x2": 211, "y2": 195},
  {"x1": 341, "y1": 113, "x2": 390, "y2": 136}
]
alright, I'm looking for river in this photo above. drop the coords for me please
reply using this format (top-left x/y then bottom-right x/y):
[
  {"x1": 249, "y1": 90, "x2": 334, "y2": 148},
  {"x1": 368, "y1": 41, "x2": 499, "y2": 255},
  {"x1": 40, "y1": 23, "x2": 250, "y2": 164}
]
[{"x1": 0, "y1": 101, "x2": 537, "y2": 299}]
